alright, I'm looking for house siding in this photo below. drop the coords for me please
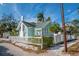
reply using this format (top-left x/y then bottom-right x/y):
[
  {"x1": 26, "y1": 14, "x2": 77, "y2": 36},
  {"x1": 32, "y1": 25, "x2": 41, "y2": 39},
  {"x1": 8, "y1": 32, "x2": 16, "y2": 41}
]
[
  {"x1": 28, "y1": 27, "x2": 35, "y2": 37},
  {"x1": 42, "y1": 22, "x2": 52, "y2": 37},
  {"x1": 18, "y1": 20, "x2": 53, "y2": 38},
  {"x1": 23, "y1": 25, "x2": 28, "y2": 38},
  {"x1": 35, "y1": 28, "x2": 42, "y2": 36}
]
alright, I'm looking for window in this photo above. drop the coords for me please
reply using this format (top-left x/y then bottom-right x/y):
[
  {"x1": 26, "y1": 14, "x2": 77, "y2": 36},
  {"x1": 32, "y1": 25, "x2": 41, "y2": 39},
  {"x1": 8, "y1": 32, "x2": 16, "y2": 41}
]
[
  {"x1": 37, "y1": 31, "x2": 41, "y2": 35},
  {"x1": 36, "y1": 30, "x2": 42, "y2": 36}
]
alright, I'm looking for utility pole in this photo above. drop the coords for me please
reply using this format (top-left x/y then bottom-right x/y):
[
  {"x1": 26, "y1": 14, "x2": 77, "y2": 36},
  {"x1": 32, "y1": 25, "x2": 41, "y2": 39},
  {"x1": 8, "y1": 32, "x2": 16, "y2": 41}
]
[{"x1": 61, "y1": 3, "x2": 67, "y2": 52}]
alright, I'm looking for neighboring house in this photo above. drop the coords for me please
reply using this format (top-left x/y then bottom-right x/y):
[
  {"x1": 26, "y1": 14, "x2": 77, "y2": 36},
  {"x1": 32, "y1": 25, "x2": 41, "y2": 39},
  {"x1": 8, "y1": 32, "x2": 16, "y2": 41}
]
[{"x1": 17, "y1": 16, "x2": 53, "y2": 39}]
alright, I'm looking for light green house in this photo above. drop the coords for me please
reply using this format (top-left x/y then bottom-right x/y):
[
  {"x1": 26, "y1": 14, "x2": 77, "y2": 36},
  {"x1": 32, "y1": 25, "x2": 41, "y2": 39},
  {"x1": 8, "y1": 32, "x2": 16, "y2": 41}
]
[{"x1": 17, "y1": 16, "x2": 53, "y2": 39}]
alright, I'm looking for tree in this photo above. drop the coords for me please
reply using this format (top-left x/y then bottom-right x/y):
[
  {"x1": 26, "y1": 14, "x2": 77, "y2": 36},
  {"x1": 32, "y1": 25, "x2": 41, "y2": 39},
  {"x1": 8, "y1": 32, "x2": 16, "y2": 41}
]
[
  {"x1": 0, "y1": 24, "x2": 6, "y2": 37},
  {"x1": 49, "y1": 23, "x2": 61, "y2": 33},
  {"x1": 66, "y1": 25, "x2": 76, "y2": 34},
  {"x1": 72, "y1": 19, "x2": 79, "y2": 27},
  {"x1": 37, "y1": 13, "x2": 44, "y2": 22},
  {"x1": 0, "y1": 13, "x2": 18, "y2": 37},
  {"x1": 71, "y1": 19, "x2": 79, "y2": 36},
  {"x1": 46, "y1": 17, "x2": 51, "y2": 21},
  {"x1": 65, "y1": 19, "x2": 79, "y2": 40}
]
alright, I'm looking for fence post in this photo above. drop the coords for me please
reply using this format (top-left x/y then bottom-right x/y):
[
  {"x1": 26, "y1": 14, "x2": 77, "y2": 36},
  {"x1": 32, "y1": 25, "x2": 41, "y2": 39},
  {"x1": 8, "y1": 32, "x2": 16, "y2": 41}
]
[{"x1": 41, "y1": 37, "x2": 43, "y2": 49}]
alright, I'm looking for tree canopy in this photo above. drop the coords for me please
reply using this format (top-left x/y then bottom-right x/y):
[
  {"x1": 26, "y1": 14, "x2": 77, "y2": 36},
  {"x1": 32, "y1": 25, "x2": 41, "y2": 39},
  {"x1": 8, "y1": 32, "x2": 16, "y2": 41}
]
[
  {"x1": 0, "y1": 14, "x2": 18, "y2": 37},
  {"x1": 37, "y1": 13, "x2": 44, "y2": 22},
  {"x1": 46, "y1": 17, "x2": 51, "y2": 21},
  {"x1": 72, "y1": 19, "x2": 79, "y2": 27},
  {"x1": 49, "y1": 23, "x2": 62, "y2": 33},
  {"x1": 65, "y1": 19, "x2": 79, "y2": 35}
]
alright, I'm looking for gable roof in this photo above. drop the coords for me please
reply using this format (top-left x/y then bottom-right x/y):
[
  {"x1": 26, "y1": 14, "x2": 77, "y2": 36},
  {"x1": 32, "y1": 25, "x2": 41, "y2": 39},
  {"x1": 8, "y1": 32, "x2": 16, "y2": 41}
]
[
  {"x1": 17, "y1": 20, "x2": 51, "y2": 30},
  {"x1": 35, "y1": 21, "x2": 51, "y2": 28},
  {"x1": 23, "y1": 21, "x2": 50, "y2": 28},
  {"x1": 16, "y1": 21, "x2": 36, "y2": 30},
  {"x1": 23, "y1": 21, "x2": 36, "y2": 27},
  {"x1": 23, "y1": 21, "x2": 51, "y2": 28}
]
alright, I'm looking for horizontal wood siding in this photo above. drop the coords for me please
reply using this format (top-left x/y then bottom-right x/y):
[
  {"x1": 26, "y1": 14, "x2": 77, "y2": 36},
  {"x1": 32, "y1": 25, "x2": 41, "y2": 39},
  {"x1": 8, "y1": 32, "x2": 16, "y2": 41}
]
[
  {"x1": 42, "y1": 22, "x2": 52, "y2": 37},
  {"x1": 28, "y1": 27, "x2": 34, "y2": 37},
  {"x1": 23, "y1": 26, "x2": 28, "y2": 38}
]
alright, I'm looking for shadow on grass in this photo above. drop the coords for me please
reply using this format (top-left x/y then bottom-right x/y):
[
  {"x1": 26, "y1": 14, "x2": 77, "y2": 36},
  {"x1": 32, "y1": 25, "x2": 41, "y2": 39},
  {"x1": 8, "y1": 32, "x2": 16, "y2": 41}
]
[{"x1": 0, "y1": 46, "x2": 14, "y2": 56}]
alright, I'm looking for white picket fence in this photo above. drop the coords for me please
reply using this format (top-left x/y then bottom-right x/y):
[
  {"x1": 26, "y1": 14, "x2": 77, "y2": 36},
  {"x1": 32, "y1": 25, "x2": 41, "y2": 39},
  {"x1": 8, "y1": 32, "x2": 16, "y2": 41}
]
[
  {"x1": 8, "y1": 34, "x2": 76, "y2": 49},
  {"x1": 9, "y1": 36, "x2": 41, "y2": 43},
  {"x1": 53, "y1": 34, "x2": 76, "y2": 44},
  {"x1": 9, "y1": 34, "x2": 76, "y2": 45},
  {"x1": 9, "y1": 36, "x2": 27, "y2": 43}
]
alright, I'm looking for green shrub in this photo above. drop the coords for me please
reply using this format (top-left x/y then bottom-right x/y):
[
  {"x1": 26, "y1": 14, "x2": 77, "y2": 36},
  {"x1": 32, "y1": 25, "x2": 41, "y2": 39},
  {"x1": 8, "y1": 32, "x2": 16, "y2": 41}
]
[
  {"x1": 43, "y1": 37, "x2": 53, "y2": 48},
  {"x1": 10, "y1": 30, "x2": 18, "y2": 36},
  {"x1": 28, "y1": 36, "x2": 54, "y2": 49},
  {"x1": 28, "y1": 38, "x2": 42, "y2": 44}
]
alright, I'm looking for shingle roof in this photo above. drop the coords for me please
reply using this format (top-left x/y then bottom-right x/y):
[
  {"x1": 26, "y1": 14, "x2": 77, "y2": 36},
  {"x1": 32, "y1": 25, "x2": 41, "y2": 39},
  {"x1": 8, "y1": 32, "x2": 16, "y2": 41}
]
[
  {"x1": 22, "y1": 21, "x2": 36, "y2": 27},
  {"x1": 23, "y1": 21, "x2": 51, "y2": 28},
  {"x1": 35, "y1": 21, "x2": 51, "y2": 28}
]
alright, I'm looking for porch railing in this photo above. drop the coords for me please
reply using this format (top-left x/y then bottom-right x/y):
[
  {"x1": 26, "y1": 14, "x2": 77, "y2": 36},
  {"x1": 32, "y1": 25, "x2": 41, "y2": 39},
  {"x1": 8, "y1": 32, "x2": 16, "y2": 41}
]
[{"x1": 27, "y1": 37, "x2": 43, "y2": 49}]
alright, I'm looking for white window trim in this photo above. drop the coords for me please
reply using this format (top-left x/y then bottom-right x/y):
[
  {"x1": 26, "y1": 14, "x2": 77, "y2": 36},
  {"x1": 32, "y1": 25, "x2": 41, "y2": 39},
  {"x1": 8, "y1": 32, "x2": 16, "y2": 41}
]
[{"x1": 35, "y1": 28, "x2": 42, "y2": 36}]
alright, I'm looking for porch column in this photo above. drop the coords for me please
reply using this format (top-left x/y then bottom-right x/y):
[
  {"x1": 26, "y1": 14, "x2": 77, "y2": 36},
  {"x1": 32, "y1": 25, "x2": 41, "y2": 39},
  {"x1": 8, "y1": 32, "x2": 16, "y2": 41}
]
[{"x1": 19, "y1": 16, "x2": 24, "y2": 37}]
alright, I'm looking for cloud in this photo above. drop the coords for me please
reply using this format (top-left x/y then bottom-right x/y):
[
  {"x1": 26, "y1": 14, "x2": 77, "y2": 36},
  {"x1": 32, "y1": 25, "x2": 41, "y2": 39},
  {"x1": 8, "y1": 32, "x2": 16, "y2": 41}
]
[{"x1": 0, "y1": 3, "x2": 3, "y2": 5}]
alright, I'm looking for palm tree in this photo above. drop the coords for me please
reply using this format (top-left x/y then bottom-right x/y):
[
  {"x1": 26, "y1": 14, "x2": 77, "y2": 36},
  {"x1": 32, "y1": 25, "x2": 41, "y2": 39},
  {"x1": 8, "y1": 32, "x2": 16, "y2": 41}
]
[
  {"x1": 72, "y1": 19, "x2": 79, "y2": 27},
  {"x1": 46, "y1": 16, "x2": 51, "y2": 21},
  {"x1": 37, "y1": 13, "x2": 44, "y2": 22},
  {"x1": 71, "y1": 19, "x2": 79, "y2": 37}
]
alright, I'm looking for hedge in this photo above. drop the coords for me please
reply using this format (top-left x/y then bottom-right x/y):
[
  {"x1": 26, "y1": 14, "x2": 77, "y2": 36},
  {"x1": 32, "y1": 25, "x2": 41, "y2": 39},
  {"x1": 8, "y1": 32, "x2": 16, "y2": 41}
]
[{"x1": 43, "y1": 36, "x2": 54, "y2": 48}]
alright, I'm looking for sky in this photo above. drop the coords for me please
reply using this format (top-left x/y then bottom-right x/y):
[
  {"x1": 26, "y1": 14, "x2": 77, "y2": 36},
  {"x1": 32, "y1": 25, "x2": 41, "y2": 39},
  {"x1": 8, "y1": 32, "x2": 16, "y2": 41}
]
[{"x1": 0, "y1": 3, "x2": 79, "y2": 25}]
